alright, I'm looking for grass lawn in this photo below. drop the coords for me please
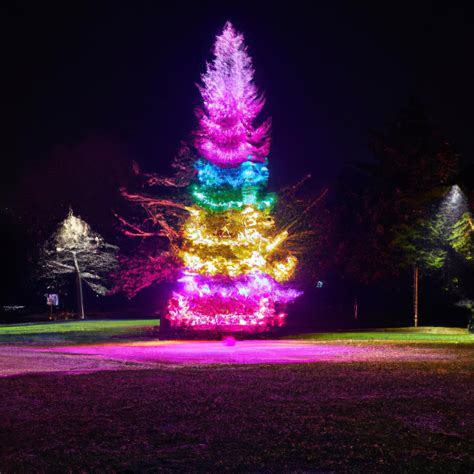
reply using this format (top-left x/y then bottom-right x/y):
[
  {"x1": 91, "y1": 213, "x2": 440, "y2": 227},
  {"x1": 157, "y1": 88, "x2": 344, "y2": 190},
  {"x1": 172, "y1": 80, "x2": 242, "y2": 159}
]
[
  {"x1": 0, "y1": 320, "x2": 472, "y2": 345},
  {"x1": 0, "y1": 324, "x2": 473, "y2": 471},
  {"x1": 291, "y1": 327, "x2": 474, "y2": 344},
  {"x1": 1, "y1": 353, "x2": 473, "y2": 472},
  {"x1": 0, "y1": 319, "x2": 159, "y2": 343}
]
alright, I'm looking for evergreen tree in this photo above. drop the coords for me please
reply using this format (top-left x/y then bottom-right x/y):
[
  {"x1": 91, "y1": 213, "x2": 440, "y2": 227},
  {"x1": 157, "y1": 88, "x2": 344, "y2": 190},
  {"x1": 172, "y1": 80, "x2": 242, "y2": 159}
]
[
  {"x1": 168, "y1": 22, "x2": 301, "y2": 331},
  {"x1": 335, "y1": 99, "x2": 460, "y2": 284},
  {"x1": 114, "y1": 24, "x2": 323, "y2": 329}
]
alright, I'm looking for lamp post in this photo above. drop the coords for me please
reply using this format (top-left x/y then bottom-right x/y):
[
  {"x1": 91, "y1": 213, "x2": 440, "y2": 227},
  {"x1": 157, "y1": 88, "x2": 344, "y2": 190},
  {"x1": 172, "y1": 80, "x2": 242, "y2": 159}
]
[{"x1": 413, "y1": 266, "x2": 419, "y2": 327}]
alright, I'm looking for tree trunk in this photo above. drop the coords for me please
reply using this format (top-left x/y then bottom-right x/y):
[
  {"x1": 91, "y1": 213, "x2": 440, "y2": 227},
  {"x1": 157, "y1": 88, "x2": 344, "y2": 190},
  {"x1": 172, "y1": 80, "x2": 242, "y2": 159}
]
[{"x1": 73, "y1": 253, "x2": 85, "y2": 320}]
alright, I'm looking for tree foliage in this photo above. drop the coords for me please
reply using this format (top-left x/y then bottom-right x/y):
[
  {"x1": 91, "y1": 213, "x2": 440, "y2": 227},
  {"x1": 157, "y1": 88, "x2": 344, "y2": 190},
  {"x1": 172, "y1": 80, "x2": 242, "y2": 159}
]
[
  {"x1": 112, "y1": 145, "x2": 194, "y2": 298},
  {"x1": 395, "y1": 186, "x2": 473, "y2": 270},
  {"x1": 334, "y1": 99, "x2": 461, "y2": 284},
  {"x1": 114, "y1": 144, "x2": 327, "y2": 297},
  {"x1": 274, "y1": 176, "x2": 330, "y2": 284},
  {"x1": 40, "y1": 210, "x2": 119, "y2": 295}
]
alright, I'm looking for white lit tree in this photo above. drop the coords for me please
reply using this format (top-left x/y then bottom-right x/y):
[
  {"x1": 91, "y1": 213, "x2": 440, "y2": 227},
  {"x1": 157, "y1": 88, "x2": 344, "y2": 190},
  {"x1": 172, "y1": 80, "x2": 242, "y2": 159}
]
[{"x1": 40, "y1": 210, "x2": 119, "y2": 319}]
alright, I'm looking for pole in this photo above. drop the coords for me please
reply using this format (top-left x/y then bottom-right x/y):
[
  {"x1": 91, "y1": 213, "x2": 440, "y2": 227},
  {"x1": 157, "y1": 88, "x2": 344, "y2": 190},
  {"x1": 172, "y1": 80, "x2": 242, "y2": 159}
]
[
  {"x1": 413, "y1": 266, "x2": 419, "y2": 327},
  {"x1": 73, "y1": 252, "x2": 85, "y2": 320}
]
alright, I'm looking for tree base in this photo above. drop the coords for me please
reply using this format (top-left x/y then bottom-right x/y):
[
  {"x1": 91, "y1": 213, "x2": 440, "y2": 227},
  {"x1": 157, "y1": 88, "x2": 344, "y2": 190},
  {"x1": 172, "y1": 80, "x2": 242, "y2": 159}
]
[{"x1": 158, "y1": 324, "x2": 281, "y2": 340}]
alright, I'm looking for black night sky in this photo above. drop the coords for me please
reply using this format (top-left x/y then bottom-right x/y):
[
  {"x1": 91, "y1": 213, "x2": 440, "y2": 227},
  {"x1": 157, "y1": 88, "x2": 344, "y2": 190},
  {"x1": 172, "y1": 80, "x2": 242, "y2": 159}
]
[
  {"x1": 4, "y1": 2, "x2": 473, "y2": 186},
  {"x1": 2, "y1": 1, "x2": 474, "y2": 303}
]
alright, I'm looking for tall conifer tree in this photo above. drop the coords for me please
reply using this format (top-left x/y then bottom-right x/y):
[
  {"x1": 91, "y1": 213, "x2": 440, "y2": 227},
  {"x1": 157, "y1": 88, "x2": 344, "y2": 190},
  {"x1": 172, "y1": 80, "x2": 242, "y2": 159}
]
[{"x1": 167, "y1": 23, "x2": 301, "y2": 331}]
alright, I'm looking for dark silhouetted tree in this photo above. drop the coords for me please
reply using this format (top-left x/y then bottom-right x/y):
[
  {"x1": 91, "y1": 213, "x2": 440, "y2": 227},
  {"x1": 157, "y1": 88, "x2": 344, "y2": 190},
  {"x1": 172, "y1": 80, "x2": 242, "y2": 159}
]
[{"x1": 335, "y1": 98, "x2": 460, "y2": 284}]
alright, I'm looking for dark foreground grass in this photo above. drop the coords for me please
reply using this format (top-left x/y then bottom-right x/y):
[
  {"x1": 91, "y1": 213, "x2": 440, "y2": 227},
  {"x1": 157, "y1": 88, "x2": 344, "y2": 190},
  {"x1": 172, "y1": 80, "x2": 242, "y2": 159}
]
[{"x1": 1, "y1": 346, "x2": 473, "y2": 472}]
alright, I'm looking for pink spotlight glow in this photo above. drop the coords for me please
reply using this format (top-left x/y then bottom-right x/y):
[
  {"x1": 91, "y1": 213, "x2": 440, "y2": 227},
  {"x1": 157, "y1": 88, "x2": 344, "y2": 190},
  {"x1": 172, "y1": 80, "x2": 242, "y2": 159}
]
[
  {"x1": 222, "y1": 336, "x2": 236, "y2": 346},
  {"x1": 28, "y1": 340, "x2": 457, "y2": 368}
]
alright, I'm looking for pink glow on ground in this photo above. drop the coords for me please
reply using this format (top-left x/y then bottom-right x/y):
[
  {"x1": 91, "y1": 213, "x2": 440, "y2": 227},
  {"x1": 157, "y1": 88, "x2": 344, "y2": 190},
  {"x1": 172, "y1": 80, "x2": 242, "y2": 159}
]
[
  {"x1": 222, "y1": 336, "x2": 236, "y2": 346},
  {"x1": 33, "y1": 340, "x2": 455, "y2": 366}
]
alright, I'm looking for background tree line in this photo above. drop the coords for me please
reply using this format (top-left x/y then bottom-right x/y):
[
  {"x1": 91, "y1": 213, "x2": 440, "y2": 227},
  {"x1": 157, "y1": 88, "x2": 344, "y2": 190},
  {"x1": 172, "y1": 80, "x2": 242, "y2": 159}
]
[{"x1": 2, "y1": 98, "x2": 474, "y2": 326}]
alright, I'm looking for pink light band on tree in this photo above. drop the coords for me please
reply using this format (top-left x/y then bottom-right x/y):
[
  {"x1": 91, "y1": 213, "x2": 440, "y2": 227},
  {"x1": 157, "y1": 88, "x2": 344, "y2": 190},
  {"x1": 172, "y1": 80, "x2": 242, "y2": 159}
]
[
  {"x1": 195, "y1": 22, "x2": 271, "y2": 167},
  {"x1": 177, "y1": 273, "x2": 302, "y2": 304},
  {"x1": 168, "y1": 293, "x2": 286, "y2": 331}
]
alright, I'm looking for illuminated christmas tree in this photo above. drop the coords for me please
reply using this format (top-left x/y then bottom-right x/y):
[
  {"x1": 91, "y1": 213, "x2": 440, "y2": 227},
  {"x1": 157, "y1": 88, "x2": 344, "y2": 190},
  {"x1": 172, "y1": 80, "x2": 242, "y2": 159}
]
[{"x1": 167, "y1": 22, "x2": 301, "y2": 331}]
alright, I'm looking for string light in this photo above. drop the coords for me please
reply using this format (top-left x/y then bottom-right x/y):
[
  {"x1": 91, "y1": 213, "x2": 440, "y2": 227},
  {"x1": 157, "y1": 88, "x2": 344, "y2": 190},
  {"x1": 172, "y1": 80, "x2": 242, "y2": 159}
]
[
  {"x1": 177, "y1": 272, "x2": 303, "y2": 303},
  {"x1": 180, "y1": 250, "x2": 297, "y2": 282},
  {"x1": 189, "y1": 184, "x2": 277, "y2": 212},
  {"x1": 194, "y1": 158, "x2": 269, "y2": 188},
  {"x1": 183, "y1": 206, "x2": 284, "y2": 249},
  {"x1": 180, "y1": 205, "x2": 297, "y2": 281},
  {"x1": 168, "y1": 293, "x2": 286, "y2": 330}
]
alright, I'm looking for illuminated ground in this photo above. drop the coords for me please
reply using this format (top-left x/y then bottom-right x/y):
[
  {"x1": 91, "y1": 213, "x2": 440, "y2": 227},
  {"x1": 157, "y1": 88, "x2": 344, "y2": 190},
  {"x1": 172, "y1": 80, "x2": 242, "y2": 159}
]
[
  {"x1": 0, "y1": 322, "x2": 472, "y2": 375},
  {"x1": 0, "y1": 339, "x2": 468, "y2": 376}
]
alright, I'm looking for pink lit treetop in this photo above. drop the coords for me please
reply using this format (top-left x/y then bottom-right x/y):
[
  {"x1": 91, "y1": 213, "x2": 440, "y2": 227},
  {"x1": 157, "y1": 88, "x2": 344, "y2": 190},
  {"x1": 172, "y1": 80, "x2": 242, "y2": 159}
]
[{"x1": 195, "y1": 21, "x2": 271, "y2": 167}]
